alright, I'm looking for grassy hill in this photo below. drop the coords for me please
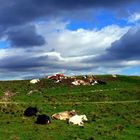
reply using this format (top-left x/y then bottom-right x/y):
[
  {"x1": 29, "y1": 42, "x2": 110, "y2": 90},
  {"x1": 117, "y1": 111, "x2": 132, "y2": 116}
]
[{"x1": 0, "y1": 75, "x2": 140, "y2": 140}]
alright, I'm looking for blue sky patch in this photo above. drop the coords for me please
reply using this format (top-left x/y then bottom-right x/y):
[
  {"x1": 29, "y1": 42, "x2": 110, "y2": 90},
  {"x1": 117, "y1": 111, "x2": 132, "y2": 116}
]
[{"x1": 0, "y1": 41, "x2": 9, "y2": 49}]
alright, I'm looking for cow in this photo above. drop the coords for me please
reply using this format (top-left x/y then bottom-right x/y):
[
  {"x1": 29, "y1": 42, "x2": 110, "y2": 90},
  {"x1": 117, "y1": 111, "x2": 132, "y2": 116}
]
[
  {"x1": 68, "y1": 114, "x2": 88, "y2": 126},
  {"x1": 24, "y1": 107, "x2": 38, "y2": 117},
  {"x1": 83, "y1": 75, "x2": 88, "y2": 79},
  {"x1": 71, "y1": 79, "x2": 80, "y2": 85},
  {"x1": 35, "y1": 114, "x2": 51, "y2": 125},
  {"x1": 48, "y1": 75, "x2": 58, "y2": 80},
  {"x1": 48, "y1": 74, "x2": 65, "y2": 83},
  {"x1": 56, "y1": 74, "x2": 65, "y2": 78},
  {"x1": 82, "y1": 75, "x2": 98, "y2": 85},
  {"x1": 52, "y1": 110, "x2": 76, "y2": 120},
  {"x1": 112, "y1": 74, "x2": 117, "y2": 78},
  {"x1": 71, "y1": 79, "x2": 90, "y2": 86},
  {"x1": 83, "y1": 75, "x2": 97, "y2": 84},
  {"x1": 91, "y1": 80, "x2": 98, "y2": 85},
  {"x1": 30, "y1": 79, "x2": 40, "y2": 84}
]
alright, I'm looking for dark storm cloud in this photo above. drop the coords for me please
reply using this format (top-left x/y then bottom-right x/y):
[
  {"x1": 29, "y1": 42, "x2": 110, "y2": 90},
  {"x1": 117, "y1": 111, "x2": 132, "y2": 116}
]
[
  {"x1": 106, "y1": 28, "x2": 140, "y2": 60},
  {"x1": 0, "y1": 55, "x2": 49, "y2": 71},
  {"x1": 0, "y1": 0, "x2": 140, "y2": 47},
  {"x1": 0, "y1": 53, "x2": 92, "y2": 72},
  {"x1": 0, "y1": 0, "x2": 140, "y2": 28},
  {"x1": 45, "y1": 0, "x2": 139, "y2": 9},
  {"x1": 93, "y1": 26, "x2": 140, "y2": 62},
  {"x1": 7, "y1": 25, "x2": 45, "y2": 47}
]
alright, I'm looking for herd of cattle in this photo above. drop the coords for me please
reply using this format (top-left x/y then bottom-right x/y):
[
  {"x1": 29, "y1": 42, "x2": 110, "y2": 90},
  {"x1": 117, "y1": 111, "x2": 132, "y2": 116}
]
[
  {"x1": 25, "y1": 74, "x2": 113, "y2": 127},
  {"x1": 19, "y1": 74, "x2": 115, "y2": 127},
  {"x1": 30, "y1": 74, "x2": 108, "y2": 85},
  {"x1": 1, "y1": 74, "x2": 117, "y2": 127},
  {"x1": 24, "y1": 107, "x2": 88, "y2": 126}
]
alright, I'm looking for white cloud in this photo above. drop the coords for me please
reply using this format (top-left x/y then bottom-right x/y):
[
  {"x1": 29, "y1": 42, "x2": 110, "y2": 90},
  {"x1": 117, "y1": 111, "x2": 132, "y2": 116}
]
[
  {"x1": 0, "y1": 20, "x2": 132, "y2": 79},
  {"x1": 36, "y1": 21, "x2": 129, "y2": 57},
  {"x1": 128, "y1": 12, "x2": 140, "y2": 23},
  {"x1": 121, "y1": 60, "x2": 140, "y2": 66}
]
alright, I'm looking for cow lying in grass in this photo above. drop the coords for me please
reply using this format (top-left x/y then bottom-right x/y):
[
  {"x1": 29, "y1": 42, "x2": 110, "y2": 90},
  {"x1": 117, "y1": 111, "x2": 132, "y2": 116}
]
[
  {"x1": 71, "y1": 79, "x2": 98, "y2": 86},
  {"x1": 35, "y1": 114, "x2": 51, "y2": 125},
  {"x1": 69, "y1": 114, "x2": 88, "y2": 126},
  {"x1": 71, "y1": 76, "x2": 107, "y2": 86},
  {"x1": 48, "y1": 74, "x2": 65, "y2": 83},
  {"x1": 71, "y1": 79, "x2": 90, "y2": 86},
  {"x1": 52, "y1": 110, "x2": 88, "y2": 126},
  {"x1": 24, "y1": 107, "x2": 38, "y2": 117},
  {"x1": 24, "y1": 107, "x2": 51, "y2": 125},
  {"x1": 52, "y1": 110, "x2": 76, "y2": 120},
  {"x1": 30, "y1": 79, "x2": 40, "y2": 84},
  {"x1": 112, "y1": 74, "x2": 117, "y2": 78}
]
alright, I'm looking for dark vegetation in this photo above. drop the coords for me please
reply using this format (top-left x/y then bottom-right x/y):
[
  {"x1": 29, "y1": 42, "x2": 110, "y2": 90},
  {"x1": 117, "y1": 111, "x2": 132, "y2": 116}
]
[{"x1": 0, "y1": 75, "x2": 140, "y2": 140}]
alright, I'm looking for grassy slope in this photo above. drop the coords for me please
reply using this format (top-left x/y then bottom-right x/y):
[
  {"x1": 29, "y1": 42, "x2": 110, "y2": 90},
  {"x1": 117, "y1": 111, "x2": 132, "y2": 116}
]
[{"x1": 0, "y1": 75, "x2": 140, "y2": 140}]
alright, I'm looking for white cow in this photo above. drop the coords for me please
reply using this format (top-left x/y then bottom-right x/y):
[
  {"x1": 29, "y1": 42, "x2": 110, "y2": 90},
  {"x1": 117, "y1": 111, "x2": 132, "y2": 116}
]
[
  {"x1": 30, "y1": 79, "x2": 40, "y2": 84},
  {"x1": 112, "y1": 74, "x2": 117, "y2": 78},
  {"x1": 71, "y1": 80, "x2": 80, "y2": 86},
  {"x1": 69, "y1": 114, "x2": 88, "y2": 126}
]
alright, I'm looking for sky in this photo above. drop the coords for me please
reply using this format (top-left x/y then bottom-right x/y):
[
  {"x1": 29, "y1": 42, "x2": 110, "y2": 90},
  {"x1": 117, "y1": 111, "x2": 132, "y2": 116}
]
[{"x1": 0, "y1": 0, "x2": 140, "y2": 80}]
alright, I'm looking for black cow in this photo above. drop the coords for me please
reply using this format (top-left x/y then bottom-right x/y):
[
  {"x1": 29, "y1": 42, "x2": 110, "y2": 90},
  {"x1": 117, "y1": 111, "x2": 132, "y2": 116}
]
[
  {"x1": 35, "y1": 114, "x2": 51, "y2": 125},
  {"x1": 24, "y1": 107, "x2": 38, "y2": 117}
]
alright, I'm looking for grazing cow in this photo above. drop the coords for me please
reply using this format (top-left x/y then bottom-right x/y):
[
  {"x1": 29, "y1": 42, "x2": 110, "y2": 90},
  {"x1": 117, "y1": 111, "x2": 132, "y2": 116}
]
[
  {"x1": 24, "y1": 107, "x2": 38, "y2": 117},
  {"x1": 69, "y1": 114, "x2": 88, "y2": 126},
  {"x1": 97, "y1": 80, "x2": 107, "y2": 85},
  {"x1": 52, "y1": 110, "x2": 76, "y2": 120},
  {"x1": 30, "y1": 79, "x2": 40, "y2": 84},
  {"x1": 35, "y1": 114, "x2": 51, "y2": 125}
]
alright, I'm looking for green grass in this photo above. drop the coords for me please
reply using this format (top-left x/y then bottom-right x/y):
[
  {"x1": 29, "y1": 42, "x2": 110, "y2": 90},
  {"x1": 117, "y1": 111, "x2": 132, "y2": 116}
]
[{"x1": 0, "y1": 75, "x2": 140, "y2": 140}]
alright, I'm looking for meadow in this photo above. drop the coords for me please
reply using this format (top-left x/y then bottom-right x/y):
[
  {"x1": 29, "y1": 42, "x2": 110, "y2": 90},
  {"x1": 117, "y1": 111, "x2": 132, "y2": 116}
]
[{"x1": 0, "y1": 75, "x2": 140, "y2": 140}]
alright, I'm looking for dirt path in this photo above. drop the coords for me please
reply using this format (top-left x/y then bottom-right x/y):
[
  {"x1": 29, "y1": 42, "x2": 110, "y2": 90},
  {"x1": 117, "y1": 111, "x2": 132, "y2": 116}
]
[{"x1": 67, "y1": 88, "x2": 122, "y2": 95}]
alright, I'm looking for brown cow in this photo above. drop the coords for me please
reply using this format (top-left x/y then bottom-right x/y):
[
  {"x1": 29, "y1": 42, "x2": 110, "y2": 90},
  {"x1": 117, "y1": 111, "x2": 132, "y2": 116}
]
[
  {"x1": 72, "y1": 79, "x2": 90, "y2": 86},
  {"x1": 48, "y1": 74, "x2": 65, "y2": 82},
  {"x1": 52, "y1": 110, "x2": 76, "y2": 120}
]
